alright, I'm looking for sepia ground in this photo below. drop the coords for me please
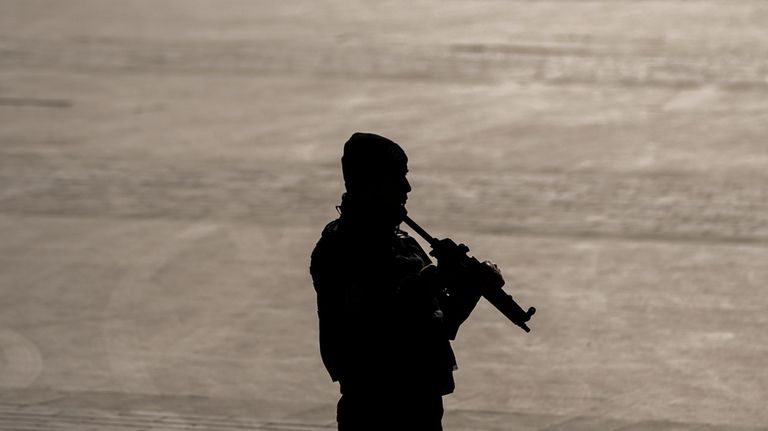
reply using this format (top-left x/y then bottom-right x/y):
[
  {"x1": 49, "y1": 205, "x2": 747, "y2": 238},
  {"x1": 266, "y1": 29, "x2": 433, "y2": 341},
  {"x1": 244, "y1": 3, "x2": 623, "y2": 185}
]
[{"x1": 1, "y1": 1, "x2": 767, "y2": 429}]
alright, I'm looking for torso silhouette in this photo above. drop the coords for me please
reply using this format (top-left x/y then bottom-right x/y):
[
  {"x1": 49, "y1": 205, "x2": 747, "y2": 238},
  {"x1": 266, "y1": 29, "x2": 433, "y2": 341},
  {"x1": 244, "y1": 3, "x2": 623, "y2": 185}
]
[
  {"x1": 312, "y1": 217, "x2": 455, "y2": 392},
  {"x1": 311, "y1": 215, "x2": 481, "y2": 429}
]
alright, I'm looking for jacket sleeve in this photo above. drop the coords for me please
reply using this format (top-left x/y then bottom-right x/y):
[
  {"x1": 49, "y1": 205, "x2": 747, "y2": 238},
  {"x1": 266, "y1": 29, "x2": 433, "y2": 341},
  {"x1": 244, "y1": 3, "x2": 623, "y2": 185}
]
[
  {"x1": 396, "y1": 236, "x2": 482, "y2": 341},
  {"x1": 310, "y1": 239, "x2": 346, "y2": 382},
  {"x1": 418, "y1": 264, "x2": 482, "y2": 340}
]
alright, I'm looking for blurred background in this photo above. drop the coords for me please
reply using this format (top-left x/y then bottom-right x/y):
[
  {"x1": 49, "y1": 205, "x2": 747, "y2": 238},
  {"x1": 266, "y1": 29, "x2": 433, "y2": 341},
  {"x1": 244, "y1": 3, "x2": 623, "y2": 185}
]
[{"x1": 1, "y1": 1, "x2": 767, "y2": 430}]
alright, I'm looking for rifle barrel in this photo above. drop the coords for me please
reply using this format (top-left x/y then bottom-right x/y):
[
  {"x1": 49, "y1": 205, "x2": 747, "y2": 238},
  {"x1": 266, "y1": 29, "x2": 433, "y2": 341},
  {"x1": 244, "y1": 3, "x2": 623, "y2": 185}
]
[{"x1": 402, "y1": 215, "x2": 438, "y2": 246}]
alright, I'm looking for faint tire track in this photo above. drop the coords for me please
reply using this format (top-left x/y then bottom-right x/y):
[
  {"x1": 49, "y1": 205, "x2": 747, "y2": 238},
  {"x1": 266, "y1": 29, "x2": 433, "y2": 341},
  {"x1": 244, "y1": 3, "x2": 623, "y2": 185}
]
[
  {"x1": 0, "y1": 403, "x2": 762, "y2": 431},
  {"x1": 0, "y1": 403, "x2": 334, "y2": 430}
]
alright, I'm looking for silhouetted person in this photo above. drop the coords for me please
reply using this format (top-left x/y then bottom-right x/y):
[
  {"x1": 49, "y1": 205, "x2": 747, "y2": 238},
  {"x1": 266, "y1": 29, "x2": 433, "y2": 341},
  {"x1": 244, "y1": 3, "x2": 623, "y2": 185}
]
[{"x1": 310, "y1": 132, "x2": 504, "y2": 430}]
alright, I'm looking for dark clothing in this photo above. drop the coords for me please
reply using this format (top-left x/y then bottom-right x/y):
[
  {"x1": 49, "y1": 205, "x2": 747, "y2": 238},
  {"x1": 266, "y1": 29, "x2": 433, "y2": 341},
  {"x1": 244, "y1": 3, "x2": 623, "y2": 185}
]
[
  {"x1": 310, "y1": 217, "x2": 481, "y2": 429},
  {"x1": 337, "y1": 392, "x2": 443, "y2": 431}
]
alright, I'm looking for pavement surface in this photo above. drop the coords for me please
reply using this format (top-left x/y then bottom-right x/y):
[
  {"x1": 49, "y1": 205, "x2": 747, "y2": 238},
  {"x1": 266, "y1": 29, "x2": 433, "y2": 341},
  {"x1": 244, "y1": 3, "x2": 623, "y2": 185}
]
[{"x1": 1, "y1": 1, "x2": 767, "y2": 430}]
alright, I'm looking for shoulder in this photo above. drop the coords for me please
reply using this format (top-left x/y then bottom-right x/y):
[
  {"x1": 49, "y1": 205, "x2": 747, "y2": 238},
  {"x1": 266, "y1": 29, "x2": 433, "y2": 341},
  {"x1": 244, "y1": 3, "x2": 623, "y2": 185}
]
[
  {"x1": 395, "y1": 227, "x2": 423, "y2": 250},
  {"x1": 394, "y1": 227, "x2": 432, "y2": 264},
  {"x1": 310, "y1": 219, "x2": 345, "y2": 277},
  {"x1": 395, "y1": 227, "x2": 411, "y2": 240},
  {"x1": 312, "y1": 219, "x2": 342, "y2": 256}
]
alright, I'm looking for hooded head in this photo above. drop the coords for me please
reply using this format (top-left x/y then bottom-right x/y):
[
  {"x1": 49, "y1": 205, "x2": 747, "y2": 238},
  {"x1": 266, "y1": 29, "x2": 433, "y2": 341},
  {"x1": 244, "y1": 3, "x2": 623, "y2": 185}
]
[{"x1": 339, "y1": 132, "x2": 411, "y2": 227}]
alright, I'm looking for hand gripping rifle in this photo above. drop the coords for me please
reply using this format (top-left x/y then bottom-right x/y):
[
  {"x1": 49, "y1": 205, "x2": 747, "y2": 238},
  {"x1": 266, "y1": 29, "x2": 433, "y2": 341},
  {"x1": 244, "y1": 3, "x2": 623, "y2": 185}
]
[{"x1": 402, "y1": 214, "x2": 536, "y2": 333}]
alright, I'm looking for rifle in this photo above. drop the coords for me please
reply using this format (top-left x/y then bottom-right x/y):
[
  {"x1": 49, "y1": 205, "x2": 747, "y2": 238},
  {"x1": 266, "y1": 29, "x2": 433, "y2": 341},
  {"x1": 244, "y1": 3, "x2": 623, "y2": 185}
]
[{"x1": 402, "y1": 214, "x2": 536, "y2": 333}]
